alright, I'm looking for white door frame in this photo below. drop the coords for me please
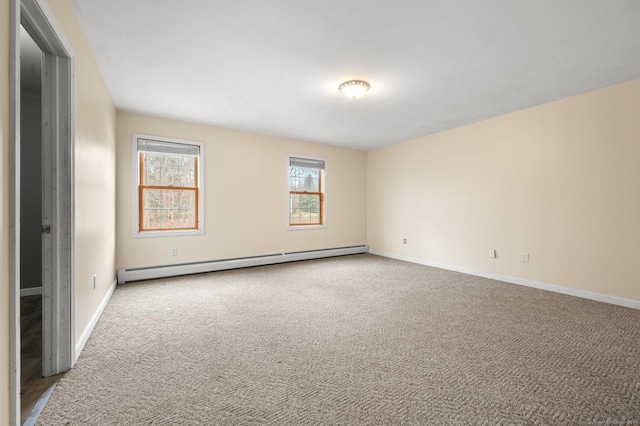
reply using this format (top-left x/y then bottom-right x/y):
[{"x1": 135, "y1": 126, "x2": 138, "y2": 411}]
[{"x1": 9, "y1": 0, "x2": 75, "y2": 424}]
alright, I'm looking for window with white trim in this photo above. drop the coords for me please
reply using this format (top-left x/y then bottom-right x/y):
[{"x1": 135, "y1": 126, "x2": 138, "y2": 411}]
[
  {"x1": 133, "y1": 135, "x2": 204, "y2": 236},
  {"x1": 288, "y1": 156, "x2": 325, "y2": 227}
]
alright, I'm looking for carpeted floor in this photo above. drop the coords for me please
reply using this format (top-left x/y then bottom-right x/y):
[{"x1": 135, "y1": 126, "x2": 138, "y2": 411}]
[{"x1": 35, "y1": 254, "x2": 640, "y2": 425}]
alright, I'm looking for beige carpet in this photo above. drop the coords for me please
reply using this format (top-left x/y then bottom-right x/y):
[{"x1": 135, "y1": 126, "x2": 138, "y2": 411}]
[{"x1": 36, "y1": 254, "x2": 640, "y2": 425}]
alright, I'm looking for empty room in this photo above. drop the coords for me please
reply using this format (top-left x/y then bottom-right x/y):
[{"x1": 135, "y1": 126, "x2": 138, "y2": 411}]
[{"x1": 2, "y1": 0, "x2": 640, "y2": 425}]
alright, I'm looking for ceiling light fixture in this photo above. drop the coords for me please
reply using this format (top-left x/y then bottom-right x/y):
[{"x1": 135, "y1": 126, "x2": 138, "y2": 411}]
[{"x1": 339, "y1": 80, "x2": 370, "y2": 99}]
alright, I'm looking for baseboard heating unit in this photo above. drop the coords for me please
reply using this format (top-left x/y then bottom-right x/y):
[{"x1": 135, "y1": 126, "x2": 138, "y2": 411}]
[{"x1": 117, "y1": 245, "x2": 368, "y2": 284}]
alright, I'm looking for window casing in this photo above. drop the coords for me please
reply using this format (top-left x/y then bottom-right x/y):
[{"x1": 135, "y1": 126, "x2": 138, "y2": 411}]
[
  {"x1": 288, "y1": 156, "x2": 326, "y2": 228},
  {"x1": 132, "y1": 134, "x2": 204, "y2": 237}
]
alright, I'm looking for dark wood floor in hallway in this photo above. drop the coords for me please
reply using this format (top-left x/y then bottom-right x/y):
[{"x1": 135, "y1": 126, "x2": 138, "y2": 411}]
[{"x1": 20, "y1": 295, "x2": 62, "y2": 425}]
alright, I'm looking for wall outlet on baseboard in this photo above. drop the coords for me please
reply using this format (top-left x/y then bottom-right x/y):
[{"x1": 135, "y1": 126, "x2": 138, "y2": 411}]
[
  {"x1": 171, "y1": 248, "x2": 178, "y2": 256},
  {"x1": 489, "y1": 249, "x2": 496, "y2": 258},
  {"x1": 403, "y1": 238, "x2": 407, "y2": 245},
  {"x1": 521, "y1": 253, "x2": 529, "y2": 263}
]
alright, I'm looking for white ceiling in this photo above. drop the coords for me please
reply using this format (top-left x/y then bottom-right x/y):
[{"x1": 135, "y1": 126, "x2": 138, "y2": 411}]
[{"x1": 70, "y1": 0, "x2": 640, "y2": 151}]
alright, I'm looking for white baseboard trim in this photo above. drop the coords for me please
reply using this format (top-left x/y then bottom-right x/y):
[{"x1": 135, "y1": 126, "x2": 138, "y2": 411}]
[
  {"x1": 118, "y1": 245, "x2": 369, "y2": 283},
  {"x1": 75, "y1": 278, "x2": 117, "y2": 363},
  {"x1": 369, "y1": 250, "x2": 640, "y2": 310},
  {"x1": 20, "y1": 287, "x2": 42, "y2": 297}
]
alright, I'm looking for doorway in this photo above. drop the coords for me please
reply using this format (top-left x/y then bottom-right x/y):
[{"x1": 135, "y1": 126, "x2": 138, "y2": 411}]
[
  {"x1": 18, "y1": 23, "x2": 56, "y2": 423},
  {"x1": 10, "y1": 0, "x2": 76, "y2": 424}
]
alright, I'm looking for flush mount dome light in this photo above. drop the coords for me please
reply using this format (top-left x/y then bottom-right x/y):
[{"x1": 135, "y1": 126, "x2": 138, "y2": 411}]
[{"x1": 339, "y1": 80, "x2": 370, "y2": 99}]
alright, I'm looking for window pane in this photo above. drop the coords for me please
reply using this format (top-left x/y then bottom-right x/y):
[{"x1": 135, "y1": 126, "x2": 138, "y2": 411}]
[
  {"x1": 289, "y1": 193, "x2": 321, "y2": 224},
  {"x1": 161, "y1": 166, "x2": 177, "y2": 186},
  {"x1": 308, "y1": 210, "x2": 320, "y2": 223},
  {"x1": 142, "y1": 152, "x2": 196, "y2": 187},
  {"x1": 289, "y1": 167, "x2": 319, "y2": 192},
  {"x1": 162, "y1": 153, "x2": 179, "y2": 168},
  {"x1": 144, "y1": 209, "x2": 164, "y2": 230},
  {"x1": 142, "y1": 152, "x2": 163, "y2": 186},
  {"x1": 141, "y1": 188, "x2": 197, "y2": 230},
  {"x1": 179, "y1": 169, "x2": 196, "y2": 187}
]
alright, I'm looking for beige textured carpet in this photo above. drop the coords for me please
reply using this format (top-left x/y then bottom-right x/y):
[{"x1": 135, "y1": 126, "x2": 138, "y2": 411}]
[{"x1": 36, "y1": 254, "x2": 640, "y2": 425}]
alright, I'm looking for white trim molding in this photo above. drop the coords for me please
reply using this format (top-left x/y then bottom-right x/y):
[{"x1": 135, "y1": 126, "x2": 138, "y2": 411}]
[
  {"x1": 369, "y1": 250, "x2": 640, "y2": 310},
  {"x1": 75, "y1": 279, "x2": 117, "y2": 363},
  {"x1": 9, "y1": 0, "x2": 21, "y2": 422},
  {"x1": 21, "y1": 0, "x2": 77, "y2": 379},
  {"x1": 119, "y1": 245, "x2": 368, "y2": 284}
]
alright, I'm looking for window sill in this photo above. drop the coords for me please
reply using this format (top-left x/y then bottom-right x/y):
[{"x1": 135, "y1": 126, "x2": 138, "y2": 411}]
[
  {"x1": 287, "y1": 225, "x2": 327, "y2": 231},
  {"x1": 133, "y1": 229, "x2": 204, "y2": 238}
]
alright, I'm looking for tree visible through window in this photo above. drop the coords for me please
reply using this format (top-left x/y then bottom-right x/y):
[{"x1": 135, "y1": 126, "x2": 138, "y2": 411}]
[
  {"x1": 136, "y1": 137, "x2": 202, "y2": 232},
  {"x1": 289, "y1": 156, "x2": 325, "y2": 226}
]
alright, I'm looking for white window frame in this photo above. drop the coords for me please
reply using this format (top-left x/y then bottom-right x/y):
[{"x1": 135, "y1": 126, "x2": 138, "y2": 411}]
[
  {"x1": 287, "y1": 154, "x2": 327, "y2": 230},
  {"x1": 131, "y1": 133, "x2": 205, "y2": 238}
]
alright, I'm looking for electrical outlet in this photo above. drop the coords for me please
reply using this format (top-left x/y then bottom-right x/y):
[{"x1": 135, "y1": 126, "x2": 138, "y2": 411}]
[
  {"x1": 489, "y1": 249, "x2": 496, "y2": 258},
  {"x1": 521, "y1": 253, "x2": 529, "y2": 263},
  {"x1": 403, "y1": 238, "x2": 407, "y2": 244},
  {"x1": 171, "y1": 248, "x2": 178, "y2": 256},
  {"x1": 93, "y1": 274, "x2": 97, "y2": 289}
]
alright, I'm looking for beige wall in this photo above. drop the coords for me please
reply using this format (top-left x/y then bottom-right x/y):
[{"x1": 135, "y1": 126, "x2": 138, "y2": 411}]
[
  {"x1": 368, "y1": 78, "x2": 640, "y2": 302},
  {"x1": 116, "y1": 112, "x2": 367, "y2": 269},
  {"x1": 46, "y1": 0, "x2": 117, "y2": 343},
  {"x1": 1, "y1": 0, "x2": 11, "y2": 421}
]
